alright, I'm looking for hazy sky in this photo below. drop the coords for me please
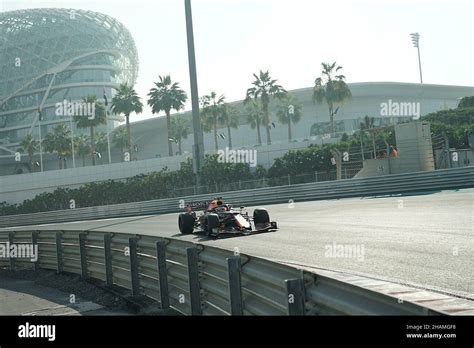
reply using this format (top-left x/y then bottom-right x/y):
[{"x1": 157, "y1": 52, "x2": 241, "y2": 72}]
[{"x1": 1, "y1": 0, "x2": 473, "y2": 122}]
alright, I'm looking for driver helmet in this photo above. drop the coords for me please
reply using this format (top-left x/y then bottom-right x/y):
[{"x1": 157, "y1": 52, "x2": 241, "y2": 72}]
[{"x1": 208, "y1": 200, "x2": 219, "y2": 210}]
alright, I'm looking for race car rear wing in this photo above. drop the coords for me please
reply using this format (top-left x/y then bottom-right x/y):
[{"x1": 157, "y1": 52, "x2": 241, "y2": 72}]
[
  {"x1": 185, "y1": 197, "x2": 223, "y2": 210},
  {"x1": 186, "y1": 201, "x2": 209, "y2": 210}
]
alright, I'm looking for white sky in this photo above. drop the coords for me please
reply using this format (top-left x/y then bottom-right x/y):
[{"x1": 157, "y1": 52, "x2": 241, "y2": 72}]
[{"x1": 1, "y1": 0, "x2": 473, "y2": 123}]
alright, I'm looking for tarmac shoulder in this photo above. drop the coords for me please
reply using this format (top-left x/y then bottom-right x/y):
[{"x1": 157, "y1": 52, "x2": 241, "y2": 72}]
[{"x1": 0, "y1": 269, "x2": 134, "y2": 316}]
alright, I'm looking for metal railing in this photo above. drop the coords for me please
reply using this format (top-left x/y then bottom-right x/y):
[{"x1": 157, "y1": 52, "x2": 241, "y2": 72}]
[
  {"x1": 0, "y1": 166, "x2": 473, "y2": 228},
  {"x1": 0, "y1": 230, "x2": 443, "y2": 315}
]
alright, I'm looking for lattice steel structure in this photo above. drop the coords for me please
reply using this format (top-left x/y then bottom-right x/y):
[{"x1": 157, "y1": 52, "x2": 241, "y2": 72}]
[{"x1": 0, "y1": 8, "x2": 139, "y2": 154}]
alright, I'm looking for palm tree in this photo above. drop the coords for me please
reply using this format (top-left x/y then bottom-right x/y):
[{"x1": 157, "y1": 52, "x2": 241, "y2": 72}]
[
  {"x1": 147, "y1": 75, "x2": 187, "y2": 156},
  {"x1": 245, "y1": 70, "x2": 287, "y2": 145},
  {"x1": 276, "y1": 95, "x2": 302, "y2": 142},
  {"x1": 19, "y1": 134, "x2": 39, "y2": 169},
  {"x1": 201, "y1": 92, "x2": 225, "y2": 151},
  {"x1": 245, "y1": 100, "x2": 264, "y2": 146},
  {"x1": 218, "y1": 104, "x2": 240, "y2": 148},
  {"x1": 43, "y1": 124, "x2": 72, "y2": 169},
  {"x1": 73, "y1": 95, "x2": 107, "y2": 166},
  {"x1": 170, "y1": 116, "x2": 190, "y2": 155},
  {"x1": 111, "y1": 84, "x2": 143, "y2": 157},
  {"x1": 313, "y1": 62, "x2": 352, "y2": 135},
  {"x1": 94, "y1": 131, "x2": 108, "y2": 163},
  {"x1": 360, "y1": 115, "x2": 375, "y2": 130},
  {"x1": 112, "y1": 127, "x2": 129, "y2": 160},
  {"x1": 74, "y1": 134, "x2": 90, "y2": 167}
]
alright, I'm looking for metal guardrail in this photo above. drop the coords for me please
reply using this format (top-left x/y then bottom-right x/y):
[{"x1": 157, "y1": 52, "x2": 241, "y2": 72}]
[
  {"x1": 0, "y1": 167, "x2": 473, "y2": 228},
  {"x1": 0, "y1": 230, "x2": 442, "y2": 315}
]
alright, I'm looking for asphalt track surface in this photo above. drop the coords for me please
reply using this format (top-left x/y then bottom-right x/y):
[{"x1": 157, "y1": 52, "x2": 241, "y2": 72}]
[{"x1": 2, "y1": 189, "x2": 473, "y2": 298}]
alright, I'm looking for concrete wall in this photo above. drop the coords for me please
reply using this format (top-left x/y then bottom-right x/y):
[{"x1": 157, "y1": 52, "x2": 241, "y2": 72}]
[
  {"x1": 355, "y1": 122, "x2": 435, "y2": 178},
  {"x1": 395, "y1": 122, "x2": 435, "y2": 172},
  {"x1": 353, "y1": 158, "x2": 390, "y2": 178},
  {"x1": 0, "y1": 155, "x2": 187, "y2": 204}
]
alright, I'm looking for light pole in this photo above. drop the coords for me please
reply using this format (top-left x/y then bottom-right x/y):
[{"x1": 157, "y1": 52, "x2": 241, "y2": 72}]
[
  {"x1": 70, "y1": 115, "x2": 76, "y2": 168},
  {"x1": 37, "y1": 107, "x2": 44, "y2": 172},
  {"x1": 410, "y1": 32, "x2": 423, "y2": 84},
  {"x1": 103, "y1": 87, "x2": 112, "y2": 164},
  {"x1": 67, "y1": 99, "x2": 76, "y2": 168},
  {"x1": 185, "y1": 0, "x2": 204, "y2": 182},
  {"x1": 105, "y1": 111, "x2": 112, "y2": 164}
]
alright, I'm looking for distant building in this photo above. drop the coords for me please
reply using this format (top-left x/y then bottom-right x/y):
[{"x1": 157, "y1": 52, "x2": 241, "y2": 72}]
[
  {"x1": 125, "y1": 82, "x2": 474, "y2": 161},
  {"x1": 0, "y1": 8, "x2": 138, "y2": 173}
]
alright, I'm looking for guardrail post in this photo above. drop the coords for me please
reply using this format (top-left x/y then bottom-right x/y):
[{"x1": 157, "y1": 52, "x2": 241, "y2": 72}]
[
  {"x1": 8, "y1": 231, "x2": 15, "y2": 271},
  {"x1": 104, "y1": 234, "x2": 113, "y2": 286},
  {"x1": 79, "y1": 233, "x2": 88, "y2": 280},
  {"x1": 55, "y1": 231, "x2": 63, "y2": 274},
  {"x1": 155, "y1": 241, "x2": 170, "y2": 309},
  {"x1": 227, "y1": 256, "x2": 243, "y2": 315},
  {"x1": 31, "y1": 231, "x2": 39, "y2": 271},
  {"x1": 285, "y1": 278, "x2": 305, "y2": 315},
  {"x1": 186, "y1": 247, "x2": 202, "y2": 315},
  {"x1": 129, "y1": 237, "x2": 140, "y2": 296}
]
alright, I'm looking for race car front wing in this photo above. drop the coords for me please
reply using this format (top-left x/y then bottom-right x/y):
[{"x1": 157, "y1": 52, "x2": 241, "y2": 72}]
[{"x1": 208, "y1": 221, "x2": 278, "y2": 237}]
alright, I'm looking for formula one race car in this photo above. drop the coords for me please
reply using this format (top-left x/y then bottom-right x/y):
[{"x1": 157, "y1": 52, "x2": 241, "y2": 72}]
[{"x1": 178, "y1": 198, "x2": 278, "y2": 237}]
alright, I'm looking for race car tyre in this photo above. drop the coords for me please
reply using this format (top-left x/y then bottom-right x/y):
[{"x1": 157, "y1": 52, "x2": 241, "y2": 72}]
[
  {"x1": 205, "y1": 213, "x2": 220, "y2": 236},
  {"x1": 179, "y1": 213, "x2": 195, "y2": 234},
  {"x1": 253, "y1": 208, "x2": 270, "y2": 224}
]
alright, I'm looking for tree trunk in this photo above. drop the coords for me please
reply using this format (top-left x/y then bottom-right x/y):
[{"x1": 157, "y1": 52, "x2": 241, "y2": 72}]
[
  {"x1": 256, "y1": 123, "x2": 262, "y2": 145},
  {"x1": 126, "y1": 113, "x2": 132, "y2": 158},
  {"x1": 214, "y1": 116, "x2": 218, "y2": 151},
  {"x1": 372, "y1": 133, "x2": 376, "y2": 159},
  {"x1": 166, "y1": 110, "x2": 173, "y2": 156},
  {"x1": 28, "y1": 153, "x2": 34, "y2": 171},
  {"x1": 263, "y1": 102, "x2": 271, "y2": 145},
  {"x1": 227, "y1": 125, "x2": 232, "y2": 149},
  {"x1": 90, "y1": 126, "x2": 96, "y2": 166},
  {"x1": 359, "y1": 132, "x2": 365, "y2": 161},
  {"x1": 329, "y1": 104, "x2": 335, "y2": 136},
  {"x1": 288, "y1": 118, "x2": 292, "y2": 142}
]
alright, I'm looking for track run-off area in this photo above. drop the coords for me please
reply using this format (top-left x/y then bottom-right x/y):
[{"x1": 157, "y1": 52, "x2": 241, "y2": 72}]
[{"x1": 1, "y1": 188, "x2": 473, "y2": 299}]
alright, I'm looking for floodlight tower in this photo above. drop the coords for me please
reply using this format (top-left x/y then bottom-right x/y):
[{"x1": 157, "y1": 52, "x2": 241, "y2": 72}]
[{"x1": 410, "y1": 32, "x2": 423, "y2": 84}]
